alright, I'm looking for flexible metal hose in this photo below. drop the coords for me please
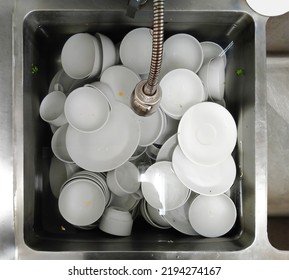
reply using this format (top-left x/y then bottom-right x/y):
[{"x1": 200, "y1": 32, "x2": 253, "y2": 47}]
[{"x1": 143, "y1": 0, "x2": 164, "y2": 96}]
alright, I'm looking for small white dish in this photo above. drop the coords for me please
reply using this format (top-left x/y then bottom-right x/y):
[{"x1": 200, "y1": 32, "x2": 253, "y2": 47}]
[
  {"x1": 58, "y1": 178, "x2": 106, "y2": 226},
  {"x1": 188, "y1": 194, "x2": 237, "y2": 238},
  {"x1": 120, "y1": 27, "x2": 153, "y2": 75},
  {"x1": 164, "y1": 194, "x2": 199, "y2": 236},
  {"x1": 66, "y1": 102, "x2": 141, "y2": 172},
  {"x1": 162, "y1": 33, "x2": 203, "y2": 74},
  {"x1": 154, "y1": 111, "x2": 179, "y2": 145},
  {"x1": 172, "y1": 145, "x2": 236, "y2": 196},
  {"x1": 160, "y1": 69, "x2": 205, "y2": 120},
  {"x1": 156, "y1": 134, "x2": 178, "y2": 162},
  {"x1": 100, "y1": 65, "x2": 141, "y2": 107},
  {"x1": 246, "y1": 0, "x2": 289, "y2": 17},
  {"x1": 106, "y1": 161, "x2": 140, "y2": 197},
  {"x1": 137, "y1": 108, "x2": 165, "y2": 147},
  {"x1": 178, "y1": 102, "x2": 237, "y2": 166},
  {"x1": 64, "y1": 86, "x2": 110, "y2": 133},
  {"x1": 141, "y1": 161, "x2": 191, "y2": 211}
]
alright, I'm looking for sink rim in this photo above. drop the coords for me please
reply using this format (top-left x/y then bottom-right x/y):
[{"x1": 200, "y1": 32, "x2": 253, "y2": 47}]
[{"x1": 12, "y1": 0, "x2": 277, "y2": 259}]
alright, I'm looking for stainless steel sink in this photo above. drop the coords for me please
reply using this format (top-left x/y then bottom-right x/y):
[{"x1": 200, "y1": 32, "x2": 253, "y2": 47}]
[
  {"x1": 266, "y1": 13, "x2": 289, "y2": 251},
  {"x1": 10, "y1": 0, "x2": 286, "y2": 259}
]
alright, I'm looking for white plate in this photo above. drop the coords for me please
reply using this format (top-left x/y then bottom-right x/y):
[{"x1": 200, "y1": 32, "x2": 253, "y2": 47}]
[
  {"x1": 178, "y1": 102, "x2": 237, "y2": 166},
  {"x1": 137, "y1": 108, "x2": 165, "y2": 147},
  {"x1": 58, "y1": 178, "x2": 106, "y2": 226},
  {"x1": 246, "y1": 0, "x2": 289, "y2": 16},
  {"x1": 156, "y1": 134, "x2": 178, "y2": 162},
  {"x1": 141, "y1": 161, "x2": 191, "y2": 211},
  {"x1": 66, "y1": 102, "x2": 141, "y2": 172},
  {"x1": 188, "y1": 194, "x2": 237, "y2": 238},
  {"x1": 172, "y1": 145, "x2": 236, "y2": 196},
  {"x1": 164, "y1": 194, "x2": 199, "y2": 236}
]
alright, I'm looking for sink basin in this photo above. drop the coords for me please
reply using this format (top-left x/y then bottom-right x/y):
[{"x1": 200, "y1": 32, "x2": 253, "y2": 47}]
[
  {"x1": 13, "y1": 0, "x2": 271, "y2": 259},
  {"x1": 266, "y1": 13, "x2": 289, "y2": 251}
]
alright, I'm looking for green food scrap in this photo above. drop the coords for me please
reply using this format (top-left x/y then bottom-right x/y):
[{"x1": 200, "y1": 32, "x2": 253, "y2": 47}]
[
  {"x1": 31, "y1": 64, "x2": 39, "y2": 74},
  {"x1": 235, "y1": 68, "x2": 245, "y2": 76}
]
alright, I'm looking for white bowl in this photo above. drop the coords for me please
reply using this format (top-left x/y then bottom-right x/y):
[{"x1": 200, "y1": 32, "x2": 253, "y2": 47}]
[
  {"x1": 95, "y1": 33, "x2": 117, "y2": 73},
  {"x1": 172, "y1": 145, "x2": 236, "y2": 196},
  {"x1": 39, "y1": 90, "x2": 67, "y2": 127},
  {"x1": 141, "y1": 161, "x2": 191, "y2": 211},
  {"x1": 51, "y1": 124, "x2": 73, "y2": 163},
  {"x1": 106, "y1": 161, "x2": 140, "y2": 197},
  {"x1": 61, "y1": 33, "x2": 101, "y2": 79},
  {"x1": 200, "y1": 41, "x2": 227, "y2": 66},
  {"x1": 49, "y1": 156, "x2": 80, "y2": 198},
  {"x1": 109, "y1": 193, "x2": 141, "y2": 211},
  {"x1": 198, "y1": 57, "x2": 225, "y2": 101},
  {"x1": 99, "y1": 207, "x2": 133, "y2": 236},
  {"x1": 154, "y1": 111, "x2": 179, "y2": 145},
  {"x1": 64, "y1": 86, "x2": 110, "y2": 133},
  {"x1": 58, "y1": 178, "x2": 106, "y2": 226},
  {"x1": 188, "y1": 194, "x2": 237, "y2": 237},
  {"x1": 162, "y1": 33, "x2": 203, "y2": 74},
  {"x1": 100, "y1": 65, "x2": 141, "y2": 107},
  {"x1": 160, "y1": 69, "x2": 205, "y2": 120},
  {"x1": 178, "y1": 102, "x2": 237, "y2": 166},
  {"x1": 120, "y1": 27, "x2": 153, "y2": 75}
]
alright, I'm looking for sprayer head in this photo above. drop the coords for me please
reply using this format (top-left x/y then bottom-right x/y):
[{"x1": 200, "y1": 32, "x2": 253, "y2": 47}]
[{"x1": 131, "y1": 80, "x2": 162, "y2": 117}]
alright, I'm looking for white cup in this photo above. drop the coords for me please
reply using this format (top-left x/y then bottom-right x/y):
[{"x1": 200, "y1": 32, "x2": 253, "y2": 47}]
[
  {"x1": 106, "y1": 162, "x2": 140, "y2": 197},
  {"x1": 188, "y1": 194, "x2": 237, "y2": 237},
  {"x1": 39, "y1": 90, "x2": 67, "y2": 127},
  {"x1": 99, "y1": 207, "x2": 133, "y2": 236}
]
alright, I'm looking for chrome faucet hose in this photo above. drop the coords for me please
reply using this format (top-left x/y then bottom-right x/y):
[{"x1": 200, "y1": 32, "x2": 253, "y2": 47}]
[
  {"x1": 130, "y1": 0, "x2": 165, "y2": 116},
  {"x1": 143, "y1": 0, "x2": 164, "y2": 95}
]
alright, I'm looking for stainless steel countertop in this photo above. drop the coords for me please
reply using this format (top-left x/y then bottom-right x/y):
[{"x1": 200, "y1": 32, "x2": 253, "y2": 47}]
[{"x1": 0, "y1": 0, "x2": 15, "y2": 260}]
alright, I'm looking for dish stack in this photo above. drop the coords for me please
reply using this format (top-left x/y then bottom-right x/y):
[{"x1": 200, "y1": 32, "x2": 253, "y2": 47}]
[{"x1": 40, "y1": 27, "x2": 238, "y2": 238}]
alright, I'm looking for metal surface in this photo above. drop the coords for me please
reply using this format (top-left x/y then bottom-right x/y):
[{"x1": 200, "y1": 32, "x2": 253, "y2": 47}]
[
  {"x1": 0, "y1": 0, "x2": 284, "y2": 259},
  {"x1": 0, "y1": 0, "x2": 16, "y2": 260},
  {"x1": 266, "y1": 13, "x2": 289, "y2": 250}
]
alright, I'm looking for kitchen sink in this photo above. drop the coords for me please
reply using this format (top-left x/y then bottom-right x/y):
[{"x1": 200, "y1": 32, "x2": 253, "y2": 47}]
[
  {"x1": 266, "y1": 12, "x2": 289, "y2": 251},
  {"x1": 13, "y1": 0, "x2": 273, "y2": 259}
]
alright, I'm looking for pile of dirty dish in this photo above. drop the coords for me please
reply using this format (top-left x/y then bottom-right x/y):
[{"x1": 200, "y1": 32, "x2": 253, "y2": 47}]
[{"x1": 40, "y1": 27, "x2": 237, "y2": 238}]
